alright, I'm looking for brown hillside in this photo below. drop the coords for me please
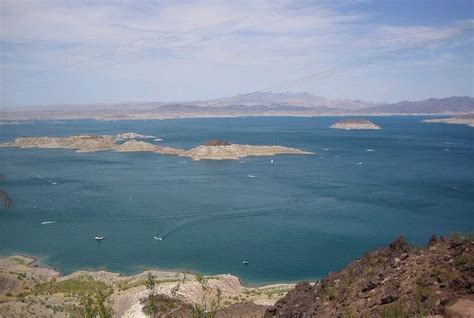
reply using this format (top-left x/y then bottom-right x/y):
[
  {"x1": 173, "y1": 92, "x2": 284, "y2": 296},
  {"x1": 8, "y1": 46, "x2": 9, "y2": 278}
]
[{"x1": 266, "y1": 235, "x2": 474, "y2": 318}]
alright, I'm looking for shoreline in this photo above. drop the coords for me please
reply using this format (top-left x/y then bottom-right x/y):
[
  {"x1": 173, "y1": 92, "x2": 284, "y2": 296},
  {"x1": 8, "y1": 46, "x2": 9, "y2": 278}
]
[
  {"x1": 0, "y1": 252, "x2": 304, "y2": 289},
  {"x1": 0, "y1": 253, "x2": 297, "y2": 316},
  {"x1": 0, "y1": 113, "x2": 468, "y2": 122}
]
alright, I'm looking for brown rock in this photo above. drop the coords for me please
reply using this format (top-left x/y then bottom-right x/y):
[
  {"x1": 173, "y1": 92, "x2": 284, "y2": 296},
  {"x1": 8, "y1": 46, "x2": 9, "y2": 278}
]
[
  {"x1": 265, "y1": 235, "x2": 474, "y2": 318},
  {"x1": 445, "y1": 298, "x2": 474, "y2": 318},
  {"x1": 429, "y1": 235, "x2": 439, "y2": 246},
  {"x1": 204, "y1": 140, "x2": 231, "y2": 146}
]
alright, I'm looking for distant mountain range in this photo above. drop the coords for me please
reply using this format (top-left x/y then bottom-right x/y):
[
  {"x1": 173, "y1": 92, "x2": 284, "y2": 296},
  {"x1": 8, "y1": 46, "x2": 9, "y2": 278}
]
[
  {"x1": 188, "y1": 92, "x2": 376, "y2": 110},
  {"x1": 159, "y1": 93, "x2": 474, "y2": 115},
  {"x1": 1, "y1": 93, "x2": 473, "y2": 120},
  {"x1": 360, "y1": 96, "x2": 474, "y2": 114},
  {"x1": 166, "y1": 92, "x2": 474, "y2": 114}
]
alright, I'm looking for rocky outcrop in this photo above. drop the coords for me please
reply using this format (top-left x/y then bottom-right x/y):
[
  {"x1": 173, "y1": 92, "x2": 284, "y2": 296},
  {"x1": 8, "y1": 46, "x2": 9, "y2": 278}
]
[
  {"x1": 266, "y1": 235, "x2": 474, "y2": 318},
  {"x1": 115, "y1": 132, "x2": 159, "y2": 140},
  {"x1": 0, "y1": 256, "x2": 290, "y2": 317},
  {"x1": 204, "y1": 140, "x2": 231, "y2": 146},
  {"x1": 114, "y1": 140, "x2": 183, "y2": 155},
  {"x1": 0, "y1": 174, "x2": 12, "y2": 209},
  {"x1": 180, "y1": 142, "x2": 313, "y2": 160},
  {"x1": 0, "y1": 190, "x2": 12, "y2": 209},
  {"x1": 0, "y1": 135, "x2": 312, "y2": 160},
  {"x1": 330, "y1": 119, "x2": 381, "y2": 130}
]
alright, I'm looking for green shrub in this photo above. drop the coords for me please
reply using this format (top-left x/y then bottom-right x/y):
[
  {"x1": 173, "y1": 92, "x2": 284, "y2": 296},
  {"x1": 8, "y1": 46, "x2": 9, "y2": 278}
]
[
  {"x1": 33, "y1": 278, "x2": 110, "y2": 297},
  {"x1": 10, "y1": 257, "x2": 26, "y2": 265},
  {"x1": 380, "y1": 302, "x2": 411, "y2": 318}
]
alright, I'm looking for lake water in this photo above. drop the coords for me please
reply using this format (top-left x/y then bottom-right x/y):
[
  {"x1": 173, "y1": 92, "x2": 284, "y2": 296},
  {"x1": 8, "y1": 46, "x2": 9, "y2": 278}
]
[{"x1": 0, "y1": 116, "x2": 473, "y2": 285}]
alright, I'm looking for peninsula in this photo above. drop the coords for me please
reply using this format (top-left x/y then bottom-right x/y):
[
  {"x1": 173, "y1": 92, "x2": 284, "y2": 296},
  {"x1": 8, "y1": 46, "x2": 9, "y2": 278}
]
[
  {"x1": 330, "y1": 119, "x2": 381, "y2": 130},
  {"x1": 0, "y1": 255, "x2": 290, "y2": 317},
  {"x1": 423, "y1": 115, "x2": 474, "y2": 128},
  {"x1": 0, "y1": 134, "x2": 312, "y2": 160}
]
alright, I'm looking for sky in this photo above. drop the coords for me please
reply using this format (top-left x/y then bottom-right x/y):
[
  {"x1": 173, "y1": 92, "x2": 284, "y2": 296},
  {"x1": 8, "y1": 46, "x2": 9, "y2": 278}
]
[{"x1": 0, "y1": 0, "x2": 473, "y2": 107}]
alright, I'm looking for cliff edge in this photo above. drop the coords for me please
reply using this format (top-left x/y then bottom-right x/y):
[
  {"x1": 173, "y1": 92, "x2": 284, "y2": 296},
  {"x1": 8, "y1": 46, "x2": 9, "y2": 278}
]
[{"x1": 265, "y1": 235, "x2": 474, "y2": 318}]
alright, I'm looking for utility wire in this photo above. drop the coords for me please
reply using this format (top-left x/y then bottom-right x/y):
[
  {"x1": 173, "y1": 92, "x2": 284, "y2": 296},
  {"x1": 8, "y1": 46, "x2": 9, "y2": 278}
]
[
  {"x1": 0, "y1": 2, "x2": 308, "y2": 87},
  {"x1": 90, "y1": 4, "x2": 337, "y2": 72},
  {"x1": 0, "y1": 2, "x2": 340, "y2": 97},
  {"x1": 210, "y1": 27, "x2": 474, "y2": 107}
]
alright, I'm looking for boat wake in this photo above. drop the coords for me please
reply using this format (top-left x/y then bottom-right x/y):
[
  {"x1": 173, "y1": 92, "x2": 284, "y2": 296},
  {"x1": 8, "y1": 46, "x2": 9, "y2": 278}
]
[{"x1": 157, "y1": 205, "x2": 291, "y2": 240}]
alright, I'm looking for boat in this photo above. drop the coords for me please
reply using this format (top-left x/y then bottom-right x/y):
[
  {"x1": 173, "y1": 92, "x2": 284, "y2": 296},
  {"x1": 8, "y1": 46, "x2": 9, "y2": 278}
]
[
  {"x1": 153, "y1": 236, "x2": 163, "y2": 241},
  {"x1": 94, "y1": 235, "x2": 104, "y2": 241},
  {"x1": 242, "y1": 261, "x2": 249, "y2": 265},
  {"x1": 270, "y1": 159, "x2": 274, "y2": 163}
]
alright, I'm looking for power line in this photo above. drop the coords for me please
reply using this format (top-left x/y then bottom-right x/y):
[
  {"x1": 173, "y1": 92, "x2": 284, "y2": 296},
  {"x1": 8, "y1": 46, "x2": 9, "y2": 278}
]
[
  {"x1": 0, "y1": 2, "x2": 341, "y2": 97},
  {"x1": 0, "y1": 2, "x2": 306, "y2": 87},
  {"x1": 211, "y1": 27, "x2": 474, "y2": 107},
  {"x1": 91, "y1": 4, "x2": 336, "y2": 72}
]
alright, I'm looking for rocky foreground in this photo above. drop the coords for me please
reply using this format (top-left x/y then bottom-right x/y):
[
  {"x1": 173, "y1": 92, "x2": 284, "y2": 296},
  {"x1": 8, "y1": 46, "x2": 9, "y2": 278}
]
[
  {"x1": 0, "y1": 134, "x2": 312, "y2": 161},
  {"x1": 0, "y1": 255, "x2": 292, "y2": 317},
  {"x1": 0, "y1": 235, "x2": 472, "y2": 317},
  {"x1": 265, "y1": 235, "x2": 474, "y2": 318},
  {"x1": 330, "y1": 119, "x2": 381, "y2": 130}
]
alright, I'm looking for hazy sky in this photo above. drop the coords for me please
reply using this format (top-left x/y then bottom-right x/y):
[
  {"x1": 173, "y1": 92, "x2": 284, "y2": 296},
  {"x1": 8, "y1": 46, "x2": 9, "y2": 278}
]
[{"x1": 0, "y1": 0, "x2": 473, "y2": 107}]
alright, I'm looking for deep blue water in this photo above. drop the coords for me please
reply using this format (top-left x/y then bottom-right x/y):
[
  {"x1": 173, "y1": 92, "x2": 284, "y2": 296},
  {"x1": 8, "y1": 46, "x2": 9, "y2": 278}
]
[{"x1": 0, "y1": 116, "x2": 473, "y2": 286}]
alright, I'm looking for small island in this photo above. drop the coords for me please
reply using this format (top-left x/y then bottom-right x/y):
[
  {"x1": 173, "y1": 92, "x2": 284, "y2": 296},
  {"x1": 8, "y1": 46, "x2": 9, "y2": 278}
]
[
  {"x1": 330, "y1": 119, "x2": 381, "y2": 130},
  {"x1": 0, "y1": 134, "x2": 313, "y2": 160},
  {"x1": 182, "y1": 142, "x2": 312, "y2": 160},
  {"x1": 115, "y1": 132, "x2": 161, "y2": 140}
]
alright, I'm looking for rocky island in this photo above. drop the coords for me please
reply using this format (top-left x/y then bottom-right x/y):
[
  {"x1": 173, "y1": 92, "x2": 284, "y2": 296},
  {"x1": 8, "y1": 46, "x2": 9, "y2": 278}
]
[
  {"x1": 181, "y1": 139, "x2": 313, "y2": 160},
  {"x1": 423, "y1": 115, "x2": 474, "y2": 128},
  {"x1": 0, "y1": 235, "x2": 472, "y2": 317},
  {"x1": 0, "y1": 134, "x2": 312, "y2": 160},
  {"x1": 330, "y1": 119, "x2": 381, "y2": 130}
]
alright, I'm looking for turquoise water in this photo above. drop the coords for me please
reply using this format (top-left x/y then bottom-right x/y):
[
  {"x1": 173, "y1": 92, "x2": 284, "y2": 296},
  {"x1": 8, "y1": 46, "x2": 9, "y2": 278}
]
[{"x1": 0, "y1": 116, "x2": 473, "y2": 285}]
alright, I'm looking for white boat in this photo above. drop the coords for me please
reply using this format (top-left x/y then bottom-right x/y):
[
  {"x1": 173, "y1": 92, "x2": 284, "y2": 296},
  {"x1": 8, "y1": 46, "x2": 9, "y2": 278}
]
[
  {"x1": 242, "y1": 261, "x2": 249, "y2": 265},
  {"x1": 154, "y1": 236, "x2": 163, "y2": 241},
  {"x1": 94, "y1": 235, "x2": 104, "y2": 241},
  {"x1": 270, "y1": 159, "x2": 274, "y2": 163}
]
